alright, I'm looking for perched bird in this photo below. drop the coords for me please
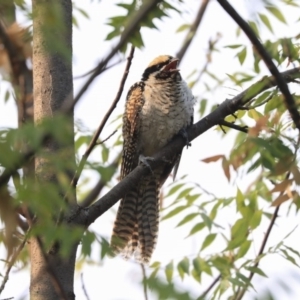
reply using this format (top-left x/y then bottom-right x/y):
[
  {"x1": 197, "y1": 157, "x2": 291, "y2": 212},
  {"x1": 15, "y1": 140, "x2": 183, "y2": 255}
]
[{"x1": 111, "y1": 55, "x2": 194, "y2": 263}]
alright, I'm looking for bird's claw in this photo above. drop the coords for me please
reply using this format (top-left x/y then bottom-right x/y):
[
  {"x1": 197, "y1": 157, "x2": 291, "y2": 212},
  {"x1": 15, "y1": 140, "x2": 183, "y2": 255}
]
[{"x1": 139, "y1": 155, "x2": 154, "y2": 174}]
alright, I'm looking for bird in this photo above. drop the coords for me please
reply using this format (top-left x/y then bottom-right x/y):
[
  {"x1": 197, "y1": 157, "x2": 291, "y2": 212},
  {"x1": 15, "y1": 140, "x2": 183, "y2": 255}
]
[{"x1": 111, "y1": 55, "x2": 194, "y2": 263}]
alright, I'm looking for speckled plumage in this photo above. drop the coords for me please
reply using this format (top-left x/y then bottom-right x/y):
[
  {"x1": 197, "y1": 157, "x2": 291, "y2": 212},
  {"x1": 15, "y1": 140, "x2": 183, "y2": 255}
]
[{"x1": 111, "y1": 55, "x2": 194, "y2": 263}]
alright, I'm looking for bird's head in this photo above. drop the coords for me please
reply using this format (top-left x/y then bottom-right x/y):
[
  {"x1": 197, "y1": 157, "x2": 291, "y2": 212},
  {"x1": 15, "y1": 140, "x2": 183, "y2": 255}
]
[{"x1": 141, "y1": 55, "x2": 180, "y2": 81}]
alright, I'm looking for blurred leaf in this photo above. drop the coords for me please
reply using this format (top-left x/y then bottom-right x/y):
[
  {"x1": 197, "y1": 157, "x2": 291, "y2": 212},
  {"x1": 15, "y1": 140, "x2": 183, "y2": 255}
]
[
  {"x1": 237, "y1": 46, "x2": 247, "y2": 65},
  {"x1": 202, "y1": 155, "x2": 224, "y2": 163},
  {"x1": 201, "y1": 233, "x2": 217, "y2": 251},
  {"x1": 259, "y1": 13, "x2": 273, "y2": 33},
  {"x1": 176, "y1": 212, "x2": 198, "y2": 227},
  {"x1": 176, "y1": 23, "x2": 190, "y2": 33},
  {"x1": 81, "y1": 230, "x2": 95, "y2": 257},
  {"x1": 162, "y1": 205, "x2": 188, "y2": 220},
  {"x1": 165, "y1": 260, "x2": 174, "y2": 283},
  {"x1": 266, "y1": 5, "x2": 287, "y2": 24},
  {"x1": 177, "y1": 257, "x2": 190, "y2": 279},
  {"x1": 237, "y1": 240, "x2": 252, "y2": 258},
  {"x1": 188, "y1": 222, "x2": 205, "y2": 237}
]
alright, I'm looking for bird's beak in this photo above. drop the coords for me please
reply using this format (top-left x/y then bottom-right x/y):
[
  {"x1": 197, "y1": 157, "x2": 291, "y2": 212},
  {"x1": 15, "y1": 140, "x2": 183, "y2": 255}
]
[{"x1": 162, "y1": 58, "x2": 180, "y2": 72}]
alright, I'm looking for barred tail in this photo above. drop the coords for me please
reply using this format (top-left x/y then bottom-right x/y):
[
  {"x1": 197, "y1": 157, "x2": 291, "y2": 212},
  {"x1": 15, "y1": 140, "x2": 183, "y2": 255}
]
[
  {"x1": 136, "y1": 179, "x2": 159, "y2": 263},
  {"x1": 111, "y1": 189, "x2": 138, "y2": 258},
  {"x1": 111, "y1": 180, "x2": 160, "y2": 263}
]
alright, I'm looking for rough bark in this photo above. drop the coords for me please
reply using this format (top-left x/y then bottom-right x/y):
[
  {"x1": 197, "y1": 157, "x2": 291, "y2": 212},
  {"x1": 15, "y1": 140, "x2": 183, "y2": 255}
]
[{"x1": 31, "y1": 0, "x2": 76, "y2": 299}]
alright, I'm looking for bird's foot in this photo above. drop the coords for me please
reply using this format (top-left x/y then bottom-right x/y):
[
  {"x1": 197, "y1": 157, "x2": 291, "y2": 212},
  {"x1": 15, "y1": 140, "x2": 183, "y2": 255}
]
[
  {"x1": 139, "y1": 155, "x2": 154, "y2": 174},
  {"x1": 178, "y1": 128, "x2": 191, "y2": 148}
]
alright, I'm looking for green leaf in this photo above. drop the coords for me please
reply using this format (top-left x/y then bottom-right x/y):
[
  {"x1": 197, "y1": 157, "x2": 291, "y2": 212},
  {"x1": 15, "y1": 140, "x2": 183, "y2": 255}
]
[
  {"x1": 166, "y1": 183, "x2": 185, "y2": 197},
  {"x1": 200, "y1": 213, "x2": 213, "y2": 230},
  {"x1": 250, "y1": 210, "x2": 262, "y2": 229},
  {"x1": 165, "y1": 261, "x2": 174, "y2": 283},
  {"x1": 236, "y1": 240, "x2": 251, "y2": 259},
  {"x1": 162, "y1": 205, "x2": 188, "y2": 220},
  {"x1": 199, "y1": 99, "x2": 207, "y2": 116},
  {"x1": 258, "y1": 13, "x2": 273, "y2": 33},
  {"x1": 194, "y1": 257, "x2": 212, "y2": 275},
  {"x1": 81, "y1": 231, "x2": 95, "y2": 257},
  {"x1": 176, "y1": 213, "x2": 198, "y2": 227},
  {"x1": 76, "y1": 7, "x2": 89, "y2": 19},
  {"x1": 176, "y1": 23, "x2": 190, "y2": 33},
  {"x1": 224, "y1": 44, "x2": 243, "y2": 49},
  {"x1": 187, "y1": 222, "x2": 205, "y2": 237},
  {"x1": 201, "y1": 233, "x2": 217, "y2": 250},
  {"x1": 237, "y1": 46, "x2": 247, "y2": 65},
  {"x1": 4, "y1": 90, "x2": 10, "y2": 103},
  {"x1": 280, "y1": 249, "x2": 300, "y2": 267},
  {"x1": 101, "y1": 145, "x2": 109, "y2": 163},
  {"x1": 100, "y1": 238, "x2": 114, "y2": 259},
  {"x1": 177, "y1": 187, "x2": 194, "y2": 200},
  {"x1": 177, "y1": 257, "x2": 190, "y2": 279},
  {"x1": 266, "y1": 6, "x2": 287, "y2": 24},
  {"x1": 245, "y1": 266, "x2": 268, "y2": 277}
]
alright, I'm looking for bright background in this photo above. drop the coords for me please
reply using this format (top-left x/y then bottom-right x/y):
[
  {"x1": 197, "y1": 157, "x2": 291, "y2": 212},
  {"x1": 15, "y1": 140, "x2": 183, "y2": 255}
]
[{"x1": 1, "y1": 0, "x2": 300, "y2": 299}]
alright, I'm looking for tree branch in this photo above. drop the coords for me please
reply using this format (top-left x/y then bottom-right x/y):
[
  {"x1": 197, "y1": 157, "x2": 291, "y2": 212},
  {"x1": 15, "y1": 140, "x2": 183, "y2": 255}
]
[
  {"x1": 1, "y1": 68, "x2": 300, "y2": 215},
  {"x1": 80, "y1": 67, "x2": 300, "y2": 226},
  {"x1": 176, "y1": 0, "x2": 210, "y2": 62},
  {"x1": 198, "y1": 274, "x2": 221, "y2": 299},
  {"x1": 216, "y1": 0, "x2": 300, "y2": 131}
]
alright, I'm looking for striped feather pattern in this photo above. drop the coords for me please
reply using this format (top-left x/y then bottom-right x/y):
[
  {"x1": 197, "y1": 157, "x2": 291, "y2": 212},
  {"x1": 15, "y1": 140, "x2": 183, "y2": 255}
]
[{"x1": 111, "y1": 175, "x2": 160, "y2": 263}]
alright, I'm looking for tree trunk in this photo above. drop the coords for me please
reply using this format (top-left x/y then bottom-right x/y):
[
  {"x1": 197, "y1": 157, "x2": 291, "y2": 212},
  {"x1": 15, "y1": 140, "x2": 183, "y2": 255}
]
[{"x1": 30, "y1": 0, "x2": 76, "y2": 299}]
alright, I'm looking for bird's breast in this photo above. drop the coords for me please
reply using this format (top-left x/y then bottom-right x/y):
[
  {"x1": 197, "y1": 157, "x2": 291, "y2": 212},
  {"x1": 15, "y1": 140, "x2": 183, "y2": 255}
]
[{"x1": 138, "y1": 81, "x2": 194, "y2": 156}]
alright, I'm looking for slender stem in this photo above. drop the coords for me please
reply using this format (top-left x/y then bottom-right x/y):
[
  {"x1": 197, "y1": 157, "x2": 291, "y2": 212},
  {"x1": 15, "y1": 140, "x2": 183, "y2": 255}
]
[
  {"x1": 198, "y1": 274, "x2": 221, "y2": 299},
  {"x1": 141, "y1": 264, "x2": 149, "y2": 300},
  {"x1": 70, "y1": 46, "x2": 135, "y2": 190},
  {"x1": 176, "y1": 0, "x2": 210, "y2": 62}
]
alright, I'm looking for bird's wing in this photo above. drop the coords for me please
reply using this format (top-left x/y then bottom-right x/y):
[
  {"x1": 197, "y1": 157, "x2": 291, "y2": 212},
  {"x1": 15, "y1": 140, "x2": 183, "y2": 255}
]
[{"x1": 120, "y1": 81, "x2": 145, "y2": 180}]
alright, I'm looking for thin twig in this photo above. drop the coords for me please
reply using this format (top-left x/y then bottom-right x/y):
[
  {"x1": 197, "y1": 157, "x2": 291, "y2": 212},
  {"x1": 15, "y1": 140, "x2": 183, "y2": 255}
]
[
  {"x1": 68, "y1": 0, "x2": 161, "y2": 110},
  {"x1": 141, "y1": 264, "x2": 149, "y2": 300},
  {"x1": 176, "y1": 0, "x2": 210, "y2": 62},
  {"x1": 218, "y1": 120, "x2": 248, "y2": 133},
  {"x1": 0, "y1": 231, "x2": 29, "y2": 294},
  {"x1": 95, "y1": 130, "x2": 118, "y2": 145},
  {"x1": 73, "y1": 59, "x2": 123, "y2": 80},
  {"x1": 217, "y1": 0, "x2": 300, "y2": 131},
  {"x1": 198, "y1": 274, "x2": 221, "y2": 299},
  {"x1": 70, "y1": 46, "x2": 135, "y2": 190},
  {"x1": 80, "y1": 273, "x2": 91, "y2": 300},
  {"x1": 194, "y1": 34, "x2": 221, "y2": 85}
]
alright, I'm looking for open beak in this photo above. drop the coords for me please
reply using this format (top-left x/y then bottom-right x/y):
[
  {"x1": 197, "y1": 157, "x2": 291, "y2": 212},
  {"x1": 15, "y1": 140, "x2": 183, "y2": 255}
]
[{"x1": 162, "y1": 58, "x2": 180, "y2": 72}]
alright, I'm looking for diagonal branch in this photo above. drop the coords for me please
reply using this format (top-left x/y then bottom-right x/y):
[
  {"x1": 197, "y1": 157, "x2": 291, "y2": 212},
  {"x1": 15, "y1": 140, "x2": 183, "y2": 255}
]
[
  {"x1": 216, "y1": 0, "x2": 300, "y2": 131},
  {"x1": 176, "y1": 0, "x2": 210, "y2": 62},
  {"x1": 79, "y1": 67, "x2": 300, "y2": 226}
]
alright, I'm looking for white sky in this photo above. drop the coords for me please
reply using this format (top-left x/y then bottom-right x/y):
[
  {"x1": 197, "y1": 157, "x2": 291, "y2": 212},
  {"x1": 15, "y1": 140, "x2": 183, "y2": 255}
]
[{"x1": 1, "y1": 0, "x2": 300, "y2": 299}]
